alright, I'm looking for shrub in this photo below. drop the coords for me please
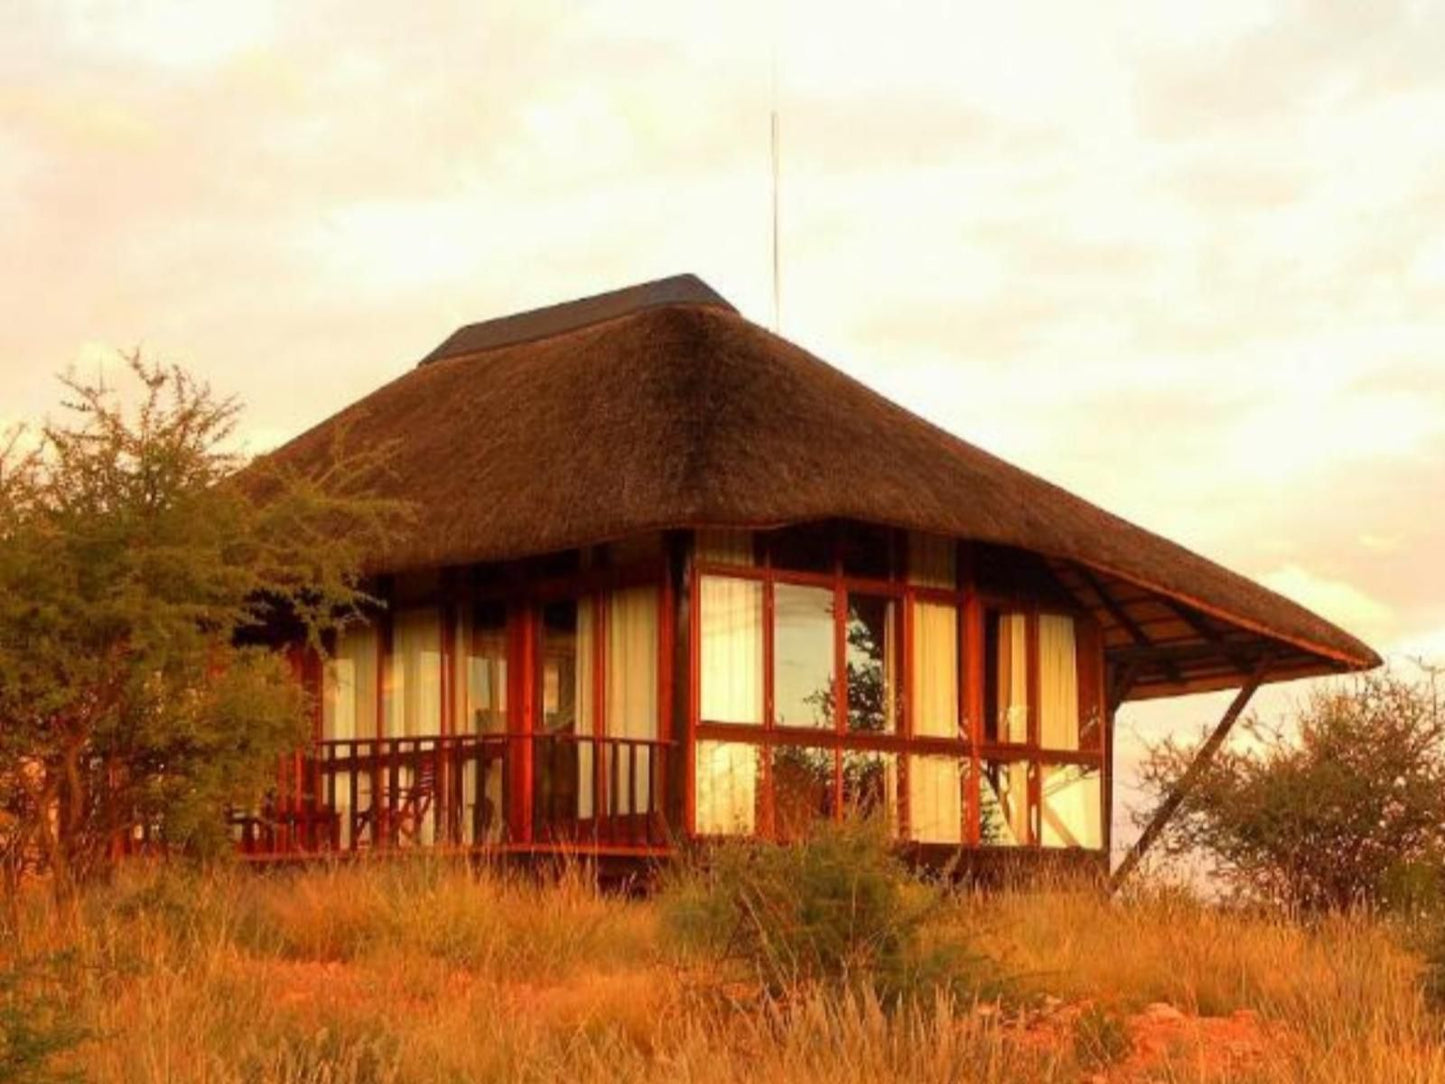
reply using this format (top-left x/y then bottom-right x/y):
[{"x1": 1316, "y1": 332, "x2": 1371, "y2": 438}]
[
  {"x1": 1071, "y1": 1002, "x2": 1131, "y2": 1071},
  {"x1": 0, "y1": 953, "x2": 89, "y2": 1084},
  {"x1": 664, "y1": 817, "x2": 995, "y2": 1004}
]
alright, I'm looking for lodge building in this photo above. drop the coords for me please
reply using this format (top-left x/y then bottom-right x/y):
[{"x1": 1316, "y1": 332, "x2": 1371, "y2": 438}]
[{"x1": 240, "y1": 276, "x2": 1379, "y2": 868}]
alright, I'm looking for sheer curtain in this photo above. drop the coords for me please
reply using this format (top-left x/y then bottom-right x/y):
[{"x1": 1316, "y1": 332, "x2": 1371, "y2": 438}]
[
  {"x1": 695, "y1": 741, "x2": 758, "y2": 834},
  {"x1": 996, "y1": 613, "x2": 1030, "y2": 743},
  {"x1": 699, "y1": 576, "x2": 763, "y2": 723},
  {"x1": 907, "y1": 756, "x2": 962, "y2": 843},
  {"x1": 323, "y1": 623, "x2": 377, "y2": 848},
  {"x1": 386, "y1": 608, "x2": 442, "y2": 738},
  {"x1": 1038, "y1": 615, "x2": 1079, "y2": 750},
  {"x1": 606, "y1": 586, "x2": 659, "y2": 814}
]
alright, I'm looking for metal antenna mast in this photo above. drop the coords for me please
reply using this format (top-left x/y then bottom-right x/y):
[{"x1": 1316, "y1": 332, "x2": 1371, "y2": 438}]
[{"x1": 770, "y1": 48, "x2": 781, "y2": 333}]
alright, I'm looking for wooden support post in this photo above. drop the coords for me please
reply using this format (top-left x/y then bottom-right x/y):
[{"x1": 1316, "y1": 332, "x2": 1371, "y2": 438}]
[{"x1": 1109, "y1": 656, "x2": 1270, "y2": 892}]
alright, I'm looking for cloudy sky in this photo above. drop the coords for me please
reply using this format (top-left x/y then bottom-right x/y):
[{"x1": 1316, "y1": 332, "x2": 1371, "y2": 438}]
[{"x1": 5, "y1": 1, "x2": 1444, "y2": 853}]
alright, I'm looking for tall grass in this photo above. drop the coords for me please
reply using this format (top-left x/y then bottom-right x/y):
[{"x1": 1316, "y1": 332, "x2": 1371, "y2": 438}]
[{"x1": 2, "y1": 849, "x2": 1443, "y2": 1082}]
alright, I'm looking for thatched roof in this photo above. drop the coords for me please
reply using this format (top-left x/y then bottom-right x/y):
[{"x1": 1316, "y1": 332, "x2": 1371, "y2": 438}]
[{"x1": 261, "y1": 274, "x2": 1379, "y2": 701}]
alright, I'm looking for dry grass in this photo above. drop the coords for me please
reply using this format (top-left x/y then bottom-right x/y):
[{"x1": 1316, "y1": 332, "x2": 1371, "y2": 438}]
[{"x1": 2, "y1": 858, "x2": 1443, "y2": 1083}]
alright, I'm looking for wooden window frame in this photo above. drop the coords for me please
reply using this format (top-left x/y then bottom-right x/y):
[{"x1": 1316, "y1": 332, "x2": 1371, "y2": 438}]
[{"x1": 690, "y1": 525, "x2": 1107, "y2": 851}]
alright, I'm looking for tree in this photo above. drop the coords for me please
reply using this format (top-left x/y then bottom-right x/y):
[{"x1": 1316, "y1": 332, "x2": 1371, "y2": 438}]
[
  {"x1": 0, "y1": 355, "x2": 407, "y2": 898},
  {"x1": 1135, "y1": 671, "x2": 1445, "y2": 911}
]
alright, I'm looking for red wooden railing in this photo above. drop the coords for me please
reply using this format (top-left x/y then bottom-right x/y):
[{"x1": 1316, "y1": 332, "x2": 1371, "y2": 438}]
[{"x1": 231, "y1": 734, "x2": 673, "y2": 857}]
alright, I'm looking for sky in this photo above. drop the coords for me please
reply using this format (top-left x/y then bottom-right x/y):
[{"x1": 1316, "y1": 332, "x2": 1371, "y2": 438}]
[{"x1": 4, "y1": 1, "x2": 1444, "y2": 857}]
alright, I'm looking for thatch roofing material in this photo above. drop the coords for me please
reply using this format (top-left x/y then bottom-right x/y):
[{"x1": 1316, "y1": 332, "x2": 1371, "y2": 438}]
[{"x1": 261, "y1": 276, "x2": 1379, "y2": 701}]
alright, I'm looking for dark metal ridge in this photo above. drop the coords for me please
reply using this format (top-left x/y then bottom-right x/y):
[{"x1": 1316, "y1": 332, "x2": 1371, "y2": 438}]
[{"x1": 418, "y1": 273, "x2": 736, "y2": 365}]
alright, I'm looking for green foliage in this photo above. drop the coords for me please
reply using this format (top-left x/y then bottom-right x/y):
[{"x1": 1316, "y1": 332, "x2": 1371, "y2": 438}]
[
  {"x1": 0, "y1": 953, "x2": 89, "y2": 1083},
  {"x1": 0, "y1": 354, "x2": 409, "y2": 892},
  {"x1": 664, "y1": 817, "x2": 995, "y2": 1004},
  {"x1": 1137, "y1": 671, "x2": 1445, "y2": 911},
  {"x1": 1071, "y1": 1002, "x2": 1131, "y2": 1070}
]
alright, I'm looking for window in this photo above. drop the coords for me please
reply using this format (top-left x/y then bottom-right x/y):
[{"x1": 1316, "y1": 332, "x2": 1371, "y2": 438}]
[
  {"x1": 385, "y1": 608, "x2": 442, "y2": 738},
  {"x1": 773, "y1": 583, "x2": 835, "y2": 728},
  {"x1": 323, "y1": 622, "x2": 378, "y2": 741},
  {"x1": 846, "y1": 595, "x2": 899, "y2": 734},
  {"x1": 456, "y1": 600, "x2": 507, "y2": 734},
  {"x1": 692, "y1": 527, "x2": 1106, "y2": 851}
]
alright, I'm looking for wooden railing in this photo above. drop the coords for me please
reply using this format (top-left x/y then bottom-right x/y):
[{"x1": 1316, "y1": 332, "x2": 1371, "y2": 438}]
[{"x1": 231, "y1": 733, "x2": 673, "y2": 857}]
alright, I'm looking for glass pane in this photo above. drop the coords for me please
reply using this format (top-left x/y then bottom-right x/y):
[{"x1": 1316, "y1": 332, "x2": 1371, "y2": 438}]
[
  {"x1": 906, "y1": 755, "x2": 963, "y2": 844},
  {"x1": 846, "y1": 595, "x2": 899, "y2": 733},
  {"x1": 980, "y1": 760, "x2": 1032, "y2": 846},
  {"x1": 457, "y1": 600, "x2": 507, "y2": 734},
  {"x1": 910, "y1": 601, "x2": 960, "y2": 739},
  {"x1": 772, "y1": 745, "x2": 836, "y2": 841},
  {"x1": 773, "y1": 583, "x2": 836, "y2": 728},
  {"x1": 1039, "y1": 615, "x2": 1080, "y2": 750},
  {"x1": 534, "y1": 599, "x2": 594, "y2": 831},
  {"x1": 839, "y1": 522, "x2": 893, "y2": 579},
  {"x1": 907, "y1": 532, "x2": 956, "y2": 588},
  {"x1": 385, "y1": 608, "x2": 441, "y2": 737},
  {"x1": 324, "y1": 622, "x2": 377, "y2": 741},
  {"x1": 766, "y1": 522, "x2": 834, "y2": 574},
  {"x1": 700, "y1": 576, "x2": 764, "y2": 724},
  {"x1": 842, "y1": 750, "x2": 898, "y2": 828},
  {"x1": 695, "y1": 741, "x2": 760, "y2": 835},
  {"x1": 696, "y1": 529, "x2": 756, "y2": 566},
  {"x1": 1041, "y1": 764, "x2": 1102, "y2": 849},
  {"x1": 606, "y1": 586, "x2": 658, "y2": 739},
  {"x1": 985, "y1": 611, "x2": 1030, "y2": 744}
]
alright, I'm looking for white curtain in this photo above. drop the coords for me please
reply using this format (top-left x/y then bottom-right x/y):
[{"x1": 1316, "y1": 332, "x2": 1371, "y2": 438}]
[
  {"x1": 911, "y1": 601, "x2": 959, "y2": 738},
  {"x1": 907, "y1": 755, "x2": 962, "y2": 843},
  {"x1": 323, "y1": 623, "x2": 377, "y2": 848},
  {"x1": 453, "y1": 608, "x2": 506, "y2": 844},
  {"x1": 386, "y1": 608, "x2": 442, "y2": 738},
  {"x1": 1040, "y1": 764, "x2": 1101, "y2": 849},
  {"x1": 699, "y1": 576, "x2": 764, "y2": 724},
  {"x1": 1038, "y1": 615, "x2": 1080, "y2": 750},
  {"x1": 996, "y1": 613, "x2": 1030, "y2": 743},
  {"x1": 908, "y1": 532, "x2": 956, "y2": 588},
  {"x1": 980, "y1": 761, "x2": 1031, "y2": 846},
  {"x1": 695, "y1": 741, "x2": 758, "y2": 834},
  {"x1": 606, "y1": 586, "x2": 659, "y2": 814}
]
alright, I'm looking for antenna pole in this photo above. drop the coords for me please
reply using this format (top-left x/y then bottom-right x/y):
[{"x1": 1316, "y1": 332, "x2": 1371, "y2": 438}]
[{"x1": 770, "y1": 52, "x2": 781, "y2": 333}]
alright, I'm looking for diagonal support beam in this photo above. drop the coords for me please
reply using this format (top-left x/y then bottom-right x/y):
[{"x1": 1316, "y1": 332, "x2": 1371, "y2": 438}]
[{"x1": 1108, "y1": 656, "x2": 1271, "y2": 892}]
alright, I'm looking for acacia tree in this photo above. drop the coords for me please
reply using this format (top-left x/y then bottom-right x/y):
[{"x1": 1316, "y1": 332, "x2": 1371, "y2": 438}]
[
  {"x1": 0, "y1": 355, "x2": 407, "y2": 897},
  {"x1": 1135, "y1": 671, "x2": 1445, "y2": 911}
]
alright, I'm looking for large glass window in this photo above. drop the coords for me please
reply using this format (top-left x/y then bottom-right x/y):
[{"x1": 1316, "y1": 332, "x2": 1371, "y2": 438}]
[
  {"x1": 846, "y1": 595, "x2": 899, "y2": 734},
  {"x1": 456, "y1": 600, "x2": 507, "y2": 735},
  {"x1": 606, "y1": 586, "x2": 659, "y2": 816},
  {"x1": 534, "y1": 600, "x2": 591, "y2": 831},
  {"x1": 691, "y1": 526, "x2": 1105, "y2": 853},
  {"x1": 773, "y1": 583, "x2": 835, "y2": 729},
  {"x1": 700, "y1": 575, "x2": 764, "y2": 724},
  {"x1": 323, "y1": 622, "x2": 378, "y2": 741},
  {"x1": 385, "y1": 608, "x2": 442, "y2": 738}
]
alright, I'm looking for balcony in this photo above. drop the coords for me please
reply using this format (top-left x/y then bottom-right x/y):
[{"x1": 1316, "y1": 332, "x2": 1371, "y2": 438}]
[{"x1": 232, "y1": 733, "x2": 675, "y2": 858}]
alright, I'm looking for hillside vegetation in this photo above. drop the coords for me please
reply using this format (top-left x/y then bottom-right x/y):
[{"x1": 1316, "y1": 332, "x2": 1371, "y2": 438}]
[{"x1": 4, "y1": 826, "x2": 1444, "y2": 1083}]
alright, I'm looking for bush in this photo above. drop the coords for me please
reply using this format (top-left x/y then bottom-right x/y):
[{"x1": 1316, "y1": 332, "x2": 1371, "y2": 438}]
[
  {"x1": 0, "y1": 953, "x2": 89, "y2": 1084},
  {"x1": 1137, "y1": 672, "x2": 1445, "y2": 911},
  {"x1": 1071, "y1": 1002, "x2": 1131, "y2": 1071},
  {"x1": 664, "y1": 817, "x2": 995, "y2": 1004}
]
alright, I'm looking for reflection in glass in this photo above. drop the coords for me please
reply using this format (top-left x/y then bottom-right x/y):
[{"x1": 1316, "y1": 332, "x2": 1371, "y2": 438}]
[
  {"x1": 700, "y1": 576, "x2": 764, "y2": 724},
  {"x1": 1040, "y1": 764, "x2": 1101, "y2": 849},
  {"x1": 772, "y1": 745, "x2": 836, "y2": 840},
  {"x1": 534, "y1": 600, "x2": 592, "y2": 835},
  {"x1": 981, "y1": 760, "x2": 1032, "y2": 846},
  {"x1": 906, "y1": 755, "x2": 963, "y2": 844},
  {"x1": 774, "y1": 583, "x2": 835, "y2": 728},
  {"x1": 456, "y1": 601, "x2": 507, "y2": 844},
  {"x1": 695, "y1": 741, "x2": 759, "y2": 835},
  {"x1": 1039, "y1": 615, "x2": 1080, "y2": 750},
  {"x1": 846, "y1": 595, "x2": 898, "y2": 733},
  {"x1": 842, "y1": 750, "x2": 898, "y2": 827}
]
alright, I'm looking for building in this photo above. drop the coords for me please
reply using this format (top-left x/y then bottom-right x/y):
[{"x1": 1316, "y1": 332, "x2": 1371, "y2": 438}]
[{"x1": 238, "y1": 275, "x2": 1379, "y2": 870}]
